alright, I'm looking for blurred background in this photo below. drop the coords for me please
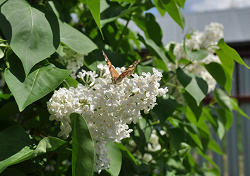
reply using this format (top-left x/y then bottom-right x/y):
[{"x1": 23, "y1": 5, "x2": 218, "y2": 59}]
[{"x1": 130, "y1": 0, "x2": 250, "y2": 175}]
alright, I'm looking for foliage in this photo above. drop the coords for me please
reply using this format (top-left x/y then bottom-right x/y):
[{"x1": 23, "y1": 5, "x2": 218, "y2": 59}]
[{"x1": 0, "y1": 0, "x2": 249, "y2": 176}]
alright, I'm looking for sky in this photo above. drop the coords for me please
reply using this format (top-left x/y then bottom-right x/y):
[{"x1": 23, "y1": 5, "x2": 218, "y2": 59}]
[{"x1": 147, "y1": 0, "x2": 250, "y2": 15}]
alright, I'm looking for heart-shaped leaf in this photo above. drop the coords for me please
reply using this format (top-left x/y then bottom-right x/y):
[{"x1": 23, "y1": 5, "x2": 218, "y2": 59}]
[
  {"x1": 4, "y1": 55, "x2": 70, "y2": 111},
  {"x1": 0, "y1": 0, "x2": 60, "y2": 75}
]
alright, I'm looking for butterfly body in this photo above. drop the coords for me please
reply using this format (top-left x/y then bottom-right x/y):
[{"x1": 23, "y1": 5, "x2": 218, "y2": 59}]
[{"x1": 102, "y1": 51, "x2": 140, "y2": 84}]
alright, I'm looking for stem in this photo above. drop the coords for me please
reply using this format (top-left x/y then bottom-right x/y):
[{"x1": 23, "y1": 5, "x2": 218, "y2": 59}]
[{"x1": 115, "y1": 13, "x2": 133, "y2": 52}]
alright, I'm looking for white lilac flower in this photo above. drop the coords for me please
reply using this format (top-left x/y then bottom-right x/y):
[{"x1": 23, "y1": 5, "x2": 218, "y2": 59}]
[
  {"x1": 166, "y1": 22, "x2": 224, "y2": 102},
  {"x1": 47, "y1": 64, "x2": 168, "y2": 173}
]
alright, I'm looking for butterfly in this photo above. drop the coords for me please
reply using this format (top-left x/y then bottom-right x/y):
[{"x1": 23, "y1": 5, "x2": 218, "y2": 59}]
[{"x1": 102, "y1": 50, "x2": 140, "y2": 84}]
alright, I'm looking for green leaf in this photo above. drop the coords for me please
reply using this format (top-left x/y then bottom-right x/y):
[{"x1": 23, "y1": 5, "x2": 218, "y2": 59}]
[
  {"x1": 176, "y1": 68, "x2": 208, "y2": 105},
  {"x1": 184, "y1": 124, "x2": 203, "y2": 149},
  {"x1": 86, "y1": 0, "x2": 103, "y2": 38},
  {"x1": 133, "y1": 13, "x2": 162, "y2": 46},
  {"x1": 115, "y1": 143, "x2": 137, "y2": 165},
  {"x1": 176, "y1": 0, "x2": 185, "y2": 8},
  {"x1": 100, "y1": 1, "x2": 138, "y2": 26},
  {"x1": 230, "y1": 98, "x2": 250, "y2": 119},
  {"x1": 0, "y1": 126, "x2": 66, "y2": 173},
  {"x1": 217, "y1": 38, "x2": 250, "y2": 69},
  {"x1": 205, "y1": 62, "x2": 232, "y2": 94},
  {"x1": 60, "y1": 22, "x2": 97, "y2": 55},
  {"x1": 70, "y1": 113, "x2": 95, "y2": 176},
  {"x1": 183, "y1": 91, "x2": 203, "y2": 120},
  {"x1": 0, "y1": 101, "x2": 19, "y2": 120},
  {"x1": 0, "y1": 125, "x2": 35, "y2": 172},
  {"x1": 216, "y1": 108, "x2": 233, "y2": 131},
  {"x1": 169, "y1": 128, "x2": 185, "y2": 149},
  {"x1": 64, "y1": 76, "x2": 79, "y2": 88},
  {"x1": 0, "y1": 48, "x2": 4, "y2": 58},
  {"x1": 138, "y1": 34, "x2": 169, "y2": 68},
  {"x1": 183, "y1": 39, "x2": 208, "y2": 60},
  {"x1": 138, "y1": 118, "x2": 153, "y2": 143},
  {"x1": 164, "y1": 0, "x2": 185, "y2": 30},
  {"x1": 153, "y1": 95, "x2": 176, "y2": 123},
  {"x1": 208, "y1": 138, "x2": 223, "y2": 155},
  {"x1": 0, "y1": 0, "x2": 60, "y2": 75},
  {"x1": 0, "y1": 94, "x2": 12, "y2": 100},
  {"x1": 105, "y1": 142, "x2": 122, "y2": 176},
  {"x1": 4, "y1": 56, "x2": 70, "y2": 111},
  {"x1": 33, "y1": 137, "x2": 66, "y2": 157},
  {"x1": 213, "y1": 88, "x2": 233, "y2": 112}
]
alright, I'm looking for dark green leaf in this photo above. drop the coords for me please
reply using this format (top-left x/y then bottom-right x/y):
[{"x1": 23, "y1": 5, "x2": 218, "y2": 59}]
[
  {"x1": 0, "y1": 0, "x2": 60, "y2": 75},
  {"x1": 1, "y1": 168, "x2": 26, "y2": 176},
  {"x1": 115, "y1": 143, "x2": 137, "y2": 165},
  {"x1": 5, "y1": 56, "x2": 70, "y2": 111},
  {"x1": 0, "y1": 125, "x2": 35, "y2": 172},
  {"x1": 70, "y1": 113, "x2": 95, "y2": 176},
  {"x1": 153, "y1": 95, "x2": 176, "y2": 123},
  {"x1": 184, "y1": 123, "x2": 203, "y2": 149},
  {"x1": 106, "y1": 142, "x2": 122, "y2": 176},
  {"x1": 216, "y1": 108, "x2": 233, "y2": 131},
  {"x1": 0, "y1": 101, "x2": 19, "y2": 120},
  {"x1": 205, "y1": 62, "x2": 231, "y2": 94},
  {"x1": 176, "y1": 68, "x2": 208, "y2": 105},
  {"x1": 169, "y1": 128, "x2": 185, "y2": 149},
  {"x1": 60, "y1": 22, "x2": 97, "y2": 55},
  {"x1": 213, "y1": 88, "x2": 233, "y2": 112},
  {"x1": 138, "y1": 34, "x2": 169, "y2": 68},
  {"x1": 133, "y1": 13, "x2": 162, "y2": 46},
  {"x1": 100, "y1": 1, "x2": 138, "y2": 26},
  {"x1": 183, "y1": 91, "x2": 203, "y2": 120}
]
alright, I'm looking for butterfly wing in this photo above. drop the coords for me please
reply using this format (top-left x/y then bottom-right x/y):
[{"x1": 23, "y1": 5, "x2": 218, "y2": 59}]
[
  {"x1": 102, "y1": 51, "x2": 120, "y2": 83},
  {"x1": 115, "y1": 59, "x2": 140, "y2": 84}
]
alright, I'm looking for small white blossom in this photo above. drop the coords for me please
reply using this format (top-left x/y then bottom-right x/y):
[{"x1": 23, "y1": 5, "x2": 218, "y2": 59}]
[
  {"x1": 47, "y1": 63, "x2": 168, "y2": 173},
  {"x1": 166, "y1": 22, "x2": 224, "y2": 102}
]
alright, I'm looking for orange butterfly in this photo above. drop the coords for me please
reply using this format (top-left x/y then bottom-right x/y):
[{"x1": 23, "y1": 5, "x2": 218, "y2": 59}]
[{"x1": 102, "y1": 51, "x2": 140, "y2": 84}]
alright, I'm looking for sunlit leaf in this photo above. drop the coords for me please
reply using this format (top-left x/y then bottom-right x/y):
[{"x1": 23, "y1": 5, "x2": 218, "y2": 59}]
[
  {"x1": 213, "y1": 88, "x2": 233, "y2": 112},
  {"x1": 4, "y1": 55, "x2": 70, "y2": 111},
  {"x1": 177, "y1": 68, "x2": 208, "y2": 105},
  {"x1": 217, "y1": 38, "x2": 250, "y2": 69},
  {"x1": 60, "y1": 22, "x2": 97, "y2": 55},
  {"x1": 105, "y1": 142, "x2": 122, "y2": 176},
  {"x1": 0, "y1": 0, "x2": 60, "y2": 75}
]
